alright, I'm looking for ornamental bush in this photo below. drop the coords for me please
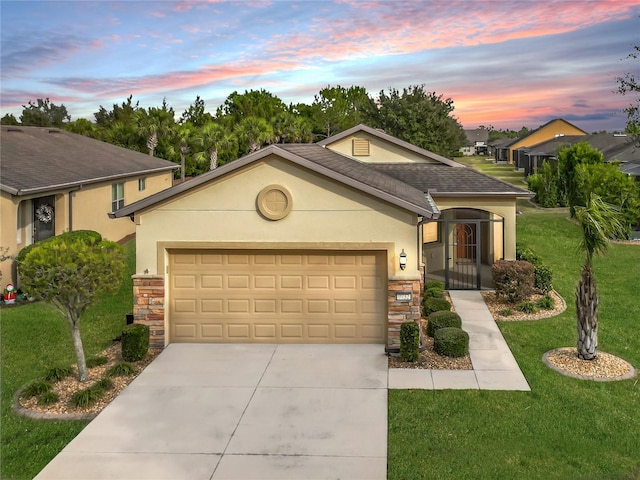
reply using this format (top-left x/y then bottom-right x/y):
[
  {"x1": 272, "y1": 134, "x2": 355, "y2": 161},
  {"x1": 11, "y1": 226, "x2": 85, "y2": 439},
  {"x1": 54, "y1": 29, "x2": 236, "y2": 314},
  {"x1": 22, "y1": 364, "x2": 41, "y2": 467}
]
[
  {"x1": 121, "y1": 324, "x2": 150, "y2": 362},
  {"x1": 399, "y1": 322, "x2": 420, "y2": 362},
  {"x1": 536, "y1": 295, "x2": 555, "y2": 310},
  {"x1": 16, "y1": 230, "x2": 102, "y2": 264},
  {"x1": 423, "y1": 297, "x2": 451, "y2": 317},
  {"x1": 492, "y1": 260, "x2": 535, "y2": 303},
  {"x1": 516, "y1": 245, "x2": 553, "y2": 294},
  {"x1": 426, "y1": 311, "x2": 462, "y2": 337},
  {"x1": 434, "y1": 327, "x2": 469, "y2": 358},
  {"x1": 423, "y1": 281, "x2": 444, "y2": 299},
  {"x1": 517, "y1": 301, "x2": 537, "y2": 314}
]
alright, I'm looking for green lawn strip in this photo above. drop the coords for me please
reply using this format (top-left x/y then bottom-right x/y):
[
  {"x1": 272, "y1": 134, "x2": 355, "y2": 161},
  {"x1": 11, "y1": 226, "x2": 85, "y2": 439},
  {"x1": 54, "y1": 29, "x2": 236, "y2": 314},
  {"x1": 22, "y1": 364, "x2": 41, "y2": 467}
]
[
  {"x1": 0, "y1": 240, "x2": 135, "y2": 480},
  {"x1": 388, "y1": 210, "x2": 640, "y2": 479}
]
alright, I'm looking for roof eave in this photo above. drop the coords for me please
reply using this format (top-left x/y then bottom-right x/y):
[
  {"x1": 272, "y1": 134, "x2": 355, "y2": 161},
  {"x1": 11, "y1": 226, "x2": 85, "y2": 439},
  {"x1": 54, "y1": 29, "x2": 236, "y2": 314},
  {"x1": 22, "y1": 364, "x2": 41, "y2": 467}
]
[
  {"x1": 3, "y1": 165, "x2": 179, "y2": 197},
  {"x1": 431, "y1": 191, "x2": 535, "y2": 198}
]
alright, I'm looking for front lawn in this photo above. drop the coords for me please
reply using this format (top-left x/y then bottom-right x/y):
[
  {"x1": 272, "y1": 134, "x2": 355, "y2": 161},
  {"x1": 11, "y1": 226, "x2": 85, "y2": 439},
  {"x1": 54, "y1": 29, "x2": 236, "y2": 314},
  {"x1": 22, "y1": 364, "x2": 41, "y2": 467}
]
[
  {"x1": 0, "y1": 241, "x2": 136, "y2": 480},
  {"x1": 388, "y1": 208, "x2": 640, "y2": 479}
]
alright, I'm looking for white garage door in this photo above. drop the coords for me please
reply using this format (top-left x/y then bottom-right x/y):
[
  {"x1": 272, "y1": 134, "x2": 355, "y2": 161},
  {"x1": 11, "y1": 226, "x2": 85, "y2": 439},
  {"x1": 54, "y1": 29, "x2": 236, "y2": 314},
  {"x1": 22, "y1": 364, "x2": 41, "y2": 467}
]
[{"x1": 168, "y1": 250, "x2": 387, "y2": 343}]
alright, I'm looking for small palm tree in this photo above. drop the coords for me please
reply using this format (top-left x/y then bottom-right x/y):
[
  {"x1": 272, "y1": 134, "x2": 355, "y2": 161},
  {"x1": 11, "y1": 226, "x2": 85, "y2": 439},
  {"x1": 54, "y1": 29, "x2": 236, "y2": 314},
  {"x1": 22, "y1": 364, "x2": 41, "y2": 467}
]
[{"x1": 574, "y1": 193, "x2": 625, "y2": 360}]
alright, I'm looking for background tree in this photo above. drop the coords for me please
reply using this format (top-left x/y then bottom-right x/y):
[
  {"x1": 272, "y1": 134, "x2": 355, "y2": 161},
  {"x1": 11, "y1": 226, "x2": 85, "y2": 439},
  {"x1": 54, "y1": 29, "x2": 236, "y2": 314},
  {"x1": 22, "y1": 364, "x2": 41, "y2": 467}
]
[
  {"x1": 193, "y1": 121, "x2": 238, "y2": 171},
  {"x1": 64, "y1": 118, "x2": 101, "y2": 139},
  {"x1": 134, "y1": 99, "x2": 176, "y2": 157},
  {"x1": 573, "y1": 194, "x2": 626, "y2": 360},
  {"x1": 180, "y1": 95, "x2": 214, "y2": 127},
  {"x1": 615, "y1": 44, "x2": 639, "y2": 139},
  {"x1": 365, "y1": 85, "x2": 466, "y2": 156},
  {"x1": 237, "y1": 116, "x2": 275, "y2": 154},
  {"x1": 20, "y1": 98, "x2": 70, "y2": 127},
  {"x1": 309, "y1": 85, "x2": 376, "y2": 138},
  {"x1": 216, "y1": 89, "x2": 287, "y2": 127},
  {"x1": 1, "y1": 113, "x2": 19, "y2": 125},
  {"x1": 557, "y1": 142, "x2": 604, "y2": 207},
  {"x1": 18, "y1": 233, "x2": 125, "y2": 382},
  {"x1": 169, "y1": 123, "x2": 199, "y2": 181}
]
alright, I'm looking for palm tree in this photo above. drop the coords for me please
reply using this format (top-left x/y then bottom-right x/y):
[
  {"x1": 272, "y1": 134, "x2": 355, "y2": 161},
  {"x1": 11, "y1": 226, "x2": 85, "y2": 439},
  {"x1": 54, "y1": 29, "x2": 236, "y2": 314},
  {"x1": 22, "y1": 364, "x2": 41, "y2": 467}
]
[
  {"x1": 195, "y1": 122, "x2": 225, "y2": 171},
  {"x1": 574, "y1": 193, "x2": 625, "y2": 360},
  {"x1": 169, "y1": 124, "x2": 198, "y2": 182},
  {"x1": 237, "y1": 116, "x2": 274, "y2": 154}
]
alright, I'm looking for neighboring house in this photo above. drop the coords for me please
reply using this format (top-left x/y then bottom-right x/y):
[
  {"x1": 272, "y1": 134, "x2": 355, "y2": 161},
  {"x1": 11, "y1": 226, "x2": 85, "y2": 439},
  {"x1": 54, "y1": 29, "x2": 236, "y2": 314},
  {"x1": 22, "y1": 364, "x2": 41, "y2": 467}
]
[
  {"x1": 493, "y1": 118, "x2": 588, "y2": 167},
  {"x1": 111, "y1": 124, "x2": 532, "y2": 351},
  {"x1": 0, "y1": 126, "x2": 178, "y2": 284},
  {"x1": 460, "y1": 128, "x2": 489, "y2": 156},
  {"x1": 521, "y1": 133, "x2": 640, "y2": 177}
]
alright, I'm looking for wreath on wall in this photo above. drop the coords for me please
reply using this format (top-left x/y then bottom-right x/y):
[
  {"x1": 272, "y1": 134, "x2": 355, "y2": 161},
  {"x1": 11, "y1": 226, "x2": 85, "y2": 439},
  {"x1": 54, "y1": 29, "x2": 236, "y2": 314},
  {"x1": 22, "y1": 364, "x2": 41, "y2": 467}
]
[{"x1": 35, "y1": 204, "x2": 54, "y2": 223}]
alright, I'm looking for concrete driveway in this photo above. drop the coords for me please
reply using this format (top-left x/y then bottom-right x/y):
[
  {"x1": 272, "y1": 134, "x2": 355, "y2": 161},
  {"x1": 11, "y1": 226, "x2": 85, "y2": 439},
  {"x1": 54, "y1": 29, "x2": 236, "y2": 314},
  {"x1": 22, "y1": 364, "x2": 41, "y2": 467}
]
[{"x1": 35, "y1": 344, "x2": 388, "y2": 480}]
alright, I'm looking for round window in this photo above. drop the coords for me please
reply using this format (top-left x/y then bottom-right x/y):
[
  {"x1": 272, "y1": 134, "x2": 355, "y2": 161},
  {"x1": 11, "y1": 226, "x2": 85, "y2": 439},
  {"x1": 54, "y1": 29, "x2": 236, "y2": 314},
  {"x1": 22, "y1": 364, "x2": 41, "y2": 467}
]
[{"x1": 257, "y1": 185, "x2": 293, "y2": 220}]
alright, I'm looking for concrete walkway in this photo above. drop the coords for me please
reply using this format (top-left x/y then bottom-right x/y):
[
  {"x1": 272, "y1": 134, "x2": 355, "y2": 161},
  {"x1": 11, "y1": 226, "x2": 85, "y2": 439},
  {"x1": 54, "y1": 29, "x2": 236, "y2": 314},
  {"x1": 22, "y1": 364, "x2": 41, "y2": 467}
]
[
  {"x1": 35, "y1": 344, "x2": 388, "y2": 480},
  {"x1": 388, "y1": 290, "x2": 530, "y2": 391}
]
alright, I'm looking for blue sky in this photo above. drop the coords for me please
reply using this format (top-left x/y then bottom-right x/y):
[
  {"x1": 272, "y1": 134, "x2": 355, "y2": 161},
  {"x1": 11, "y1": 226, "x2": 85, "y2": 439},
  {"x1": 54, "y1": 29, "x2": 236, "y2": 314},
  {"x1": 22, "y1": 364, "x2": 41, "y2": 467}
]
[{"x1": 1, "y1": 0, "x2": 638, "y2": 132}]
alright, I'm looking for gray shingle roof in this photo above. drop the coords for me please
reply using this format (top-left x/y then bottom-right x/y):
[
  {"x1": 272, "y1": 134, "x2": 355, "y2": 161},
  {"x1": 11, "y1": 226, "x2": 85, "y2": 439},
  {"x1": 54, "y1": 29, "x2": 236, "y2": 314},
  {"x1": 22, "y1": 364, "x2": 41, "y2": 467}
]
[
  {"x1": 367, "y1": 163, "x2": 533, "y2": 197},
  {"x1": 317, "y1": 124, "x2": 464, "y2": 167},
  {"x1": 1, "y1": 126, "x2": 178, "y2": 195},
  {"x1": 111, "y1": 143, "x2": 439, "y2": 219}
]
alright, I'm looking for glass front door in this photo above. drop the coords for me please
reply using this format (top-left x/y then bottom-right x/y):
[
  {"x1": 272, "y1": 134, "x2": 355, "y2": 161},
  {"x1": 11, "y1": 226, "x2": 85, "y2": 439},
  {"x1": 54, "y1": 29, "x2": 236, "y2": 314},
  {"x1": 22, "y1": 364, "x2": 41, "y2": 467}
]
[{"x1": 33, "y1": 196, "x2": 55, "y2": 242}]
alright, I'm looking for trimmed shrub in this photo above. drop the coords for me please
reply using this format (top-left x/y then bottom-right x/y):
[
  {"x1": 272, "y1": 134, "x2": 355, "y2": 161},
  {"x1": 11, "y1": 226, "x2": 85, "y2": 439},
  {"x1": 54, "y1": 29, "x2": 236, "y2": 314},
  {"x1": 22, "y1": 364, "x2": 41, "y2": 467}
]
[
  {"x1": 534, "y1": 265, "x2": 553, "y2": 294},
  {"x1": 426, "y1": 311, "x2": 462, "y2": 337},
  {"x1": 44, "y1": 366, "x2": 72, "y2": 382},
  {"x1": 516, "y1": 245, "x2": 553, "y2": 294},
  {"x1": 423, "y1": 281, "x2": 445, "y2": 299},
  {"x1": 38, "y1": 391, "x2": 60, "y2": 406},
  {"x1": 423, "y1": 297, "x2": 451, "y2": 317},
  {"x1": 492, "y1": 260, "x2": 535, "y2": 303},
  {"x1": 16, "y1": 230, "x2": 102, "y2": 263},
  {"x1": 434, "y1": 327, "x2": 469, "y2": 358},
  {"x1": 21, "y1": 380, "x2": 52, "y2": 398},
  {"x1": 399, "y1": 322, "x2": 420, "y2": 362},
  {"x1": 86, "y1": 356, "x2": 108, "y2": 368},
  {"x1": 121, "y1": 324, "x2": 150, "y2": 362},
  {"x1": 537, "y1": 295, "x2": 555, "y2": 310},
  {"x1": 518, "y1": 301, "x2": 537, "y2": 314},
  {"x1": 106, "y1": 362, "x2": 135, "y2": 377}
]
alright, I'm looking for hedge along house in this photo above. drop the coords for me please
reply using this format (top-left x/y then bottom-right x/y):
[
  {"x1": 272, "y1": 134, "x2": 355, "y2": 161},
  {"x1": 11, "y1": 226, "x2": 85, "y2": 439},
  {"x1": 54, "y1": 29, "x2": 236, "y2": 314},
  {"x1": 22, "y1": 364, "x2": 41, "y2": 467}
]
[
  {"x1": 0, "y1": 126, "x2": 178, "y2": 284},
  {"x1": 112, "y1": 125, "x2": 532, "y2": 351}
]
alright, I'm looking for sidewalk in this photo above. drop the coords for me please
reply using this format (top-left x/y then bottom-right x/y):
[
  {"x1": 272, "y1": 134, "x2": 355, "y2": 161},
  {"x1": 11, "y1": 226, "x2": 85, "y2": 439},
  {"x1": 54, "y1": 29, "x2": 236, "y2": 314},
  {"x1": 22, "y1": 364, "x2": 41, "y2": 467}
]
[{"x1": 388, "y1": 290, "x2": 530, "y2": 391}]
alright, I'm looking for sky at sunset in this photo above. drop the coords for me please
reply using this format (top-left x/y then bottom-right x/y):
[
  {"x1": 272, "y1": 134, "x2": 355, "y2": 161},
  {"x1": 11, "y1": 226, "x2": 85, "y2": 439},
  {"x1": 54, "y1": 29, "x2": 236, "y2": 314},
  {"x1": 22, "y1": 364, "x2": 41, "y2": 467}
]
[{"x1": 1, "y1": 0, "x2": 639, "y2": 132}]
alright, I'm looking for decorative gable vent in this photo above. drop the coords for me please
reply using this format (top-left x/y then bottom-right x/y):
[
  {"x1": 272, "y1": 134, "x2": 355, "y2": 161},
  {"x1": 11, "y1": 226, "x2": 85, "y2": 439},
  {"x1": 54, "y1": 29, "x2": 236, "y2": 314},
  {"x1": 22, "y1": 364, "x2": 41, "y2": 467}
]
[{"x1": 352, "y1": 138, "x2": 370, "y2": 156}]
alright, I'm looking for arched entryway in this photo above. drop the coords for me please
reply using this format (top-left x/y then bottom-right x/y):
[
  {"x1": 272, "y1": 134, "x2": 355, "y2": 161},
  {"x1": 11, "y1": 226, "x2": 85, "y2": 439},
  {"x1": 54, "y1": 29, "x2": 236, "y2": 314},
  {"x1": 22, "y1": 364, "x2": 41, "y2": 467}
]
[{"x1": 423, "y1": 208, "x2": 504, "y2": 289}]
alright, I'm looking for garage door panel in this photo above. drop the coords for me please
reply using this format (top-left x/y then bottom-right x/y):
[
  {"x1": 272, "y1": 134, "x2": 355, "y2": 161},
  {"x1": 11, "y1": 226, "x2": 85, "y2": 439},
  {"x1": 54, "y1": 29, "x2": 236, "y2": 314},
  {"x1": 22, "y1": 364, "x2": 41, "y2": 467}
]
[
  {"x1": 174, "y1": 275, "x2": 196, "y2": 289},
  {"x1": 201, "y1": 324, "x2": 223, "y2": 338},
  {"x1": 169, "y1": 250, "x2": 386, "y2": 344}
]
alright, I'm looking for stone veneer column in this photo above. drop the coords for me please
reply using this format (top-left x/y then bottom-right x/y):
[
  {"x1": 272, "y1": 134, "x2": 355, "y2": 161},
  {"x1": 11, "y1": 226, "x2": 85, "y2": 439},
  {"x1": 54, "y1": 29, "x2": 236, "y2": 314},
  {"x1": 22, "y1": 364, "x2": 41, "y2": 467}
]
[
  {"x1": 387, "y1": 278, "x2": 422, "y2": 350},
  {"x1": 132, "y1": 275, "x2": 165, "y2": 349}
]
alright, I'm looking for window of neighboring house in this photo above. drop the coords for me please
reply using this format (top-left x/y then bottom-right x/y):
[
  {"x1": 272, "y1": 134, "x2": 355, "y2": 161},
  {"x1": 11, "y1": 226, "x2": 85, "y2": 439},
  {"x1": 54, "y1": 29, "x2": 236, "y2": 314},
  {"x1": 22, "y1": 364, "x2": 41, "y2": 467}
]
[
  {"x1": 138, "y1": 178, "x2": 146, "y2": 191},
  {"x1": 16, "y1": 202, "x2": 22, "y2": 244},
  {"x1": 112, "y1": 183, "x2": 124, "y2": 211}
]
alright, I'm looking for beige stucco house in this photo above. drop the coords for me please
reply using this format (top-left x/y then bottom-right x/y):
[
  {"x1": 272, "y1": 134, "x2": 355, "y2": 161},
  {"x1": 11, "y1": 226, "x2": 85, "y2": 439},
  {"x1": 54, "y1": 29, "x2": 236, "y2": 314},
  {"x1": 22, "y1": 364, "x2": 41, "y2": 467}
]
[
  {"x1": 0, "y1": 126, "x2": 178, "y2": 284},
  {"x1": 112, "y1": 124, "x2": 532, "y2": 350}
]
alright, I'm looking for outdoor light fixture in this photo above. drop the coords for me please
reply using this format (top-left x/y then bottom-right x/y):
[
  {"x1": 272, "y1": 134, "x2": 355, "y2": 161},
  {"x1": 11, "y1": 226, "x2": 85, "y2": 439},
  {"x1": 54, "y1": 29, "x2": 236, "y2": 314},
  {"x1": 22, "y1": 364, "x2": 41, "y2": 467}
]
[{"x1": 399, "y1": 249, "x2": 407, "y2": 270}]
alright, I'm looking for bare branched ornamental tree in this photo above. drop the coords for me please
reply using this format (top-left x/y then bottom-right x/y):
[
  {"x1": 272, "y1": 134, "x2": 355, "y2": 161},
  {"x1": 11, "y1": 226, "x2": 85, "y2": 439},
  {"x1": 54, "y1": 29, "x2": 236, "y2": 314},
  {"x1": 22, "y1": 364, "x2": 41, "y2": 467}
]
[{"x1": 18, "y1": 234, "x2": 125, "y2": 382}]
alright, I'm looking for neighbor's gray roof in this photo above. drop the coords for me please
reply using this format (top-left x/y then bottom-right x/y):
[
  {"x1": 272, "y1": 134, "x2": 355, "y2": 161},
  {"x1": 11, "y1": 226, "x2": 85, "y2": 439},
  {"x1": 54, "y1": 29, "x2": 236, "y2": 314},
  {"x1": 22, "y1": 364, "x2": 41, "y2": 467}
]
[
  {"x1": 111, "y1": 143, "x2": 440, "y2": 219},
  {"x1": 525, "y1": 133, "x2": 640, "y2": 163},
  {"x1": 1, "y1": 126, "x2": 178, "y2": 195},
  {"x1": 464, "y1": 128, "x2": 489, "y2": 145},
  {"x1": 317, "y1": 124, "x2": 464, "y2": 167},
  {"x1": 367, "y1": 163, "x2": 534, "y2": 197}
]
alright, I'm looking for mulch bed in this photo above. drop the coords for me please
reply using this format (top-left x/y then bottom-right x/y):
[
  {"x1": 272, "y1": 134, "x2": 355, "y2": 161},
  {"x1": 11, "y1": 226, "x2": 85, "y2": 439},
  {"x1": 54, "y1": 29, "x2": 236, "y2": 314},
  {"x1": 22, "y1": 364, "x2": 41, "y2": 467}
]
[
  {"x1": 388, "y1": 335, "x2": 472, "y2": 370},
  {"x1": 15, "y1": 343, "x2": 159, "y2": 419},
  {"x1": 482, "y1": 289, "x2": 566, "y2": 321},
  {"x1": 543, "y1": 348, "x2": 636, "y2": 381}
]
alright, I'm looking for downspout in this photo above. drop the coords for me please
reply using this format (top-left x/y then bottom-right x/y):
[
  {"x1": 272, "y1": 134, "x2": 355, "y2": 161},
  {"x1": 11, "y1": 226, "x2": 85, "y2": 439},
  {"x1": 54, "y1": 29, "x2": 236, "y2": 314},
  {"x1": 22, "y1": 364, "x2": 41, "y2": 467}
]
[{"x1": 68, "y1": 186, "x2": 82, "y2": 231}]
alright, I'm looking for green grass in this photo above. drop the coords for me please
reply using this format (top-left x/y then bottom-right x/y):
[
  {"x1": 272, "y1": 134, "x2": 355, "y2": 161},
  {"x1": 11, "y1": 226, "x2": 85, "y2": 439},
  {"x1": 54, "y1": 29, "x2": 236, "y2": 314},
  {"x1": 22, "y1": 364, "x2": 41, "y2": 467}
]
[
  {"x1": 0, "y1": 240, "x2": 135, "y2": 480},
  {"x1": 388, "y1": 209, "x2": 640, "y2": 480},
  {"x1": 455, "y1": 155, "x2": 529, "y2": 187}
]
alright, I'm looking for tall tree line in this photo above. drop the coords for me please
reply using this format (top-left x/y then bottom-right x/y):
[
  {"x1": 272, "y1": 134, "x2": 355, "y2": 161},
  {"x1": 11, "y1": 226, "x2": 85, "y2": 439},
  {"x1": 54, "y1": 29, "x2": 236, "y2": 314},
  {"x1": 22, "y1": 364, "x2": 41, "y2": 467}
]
[{"x1": 2, "y1": 85, "x2": 467, "y2": 177}]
